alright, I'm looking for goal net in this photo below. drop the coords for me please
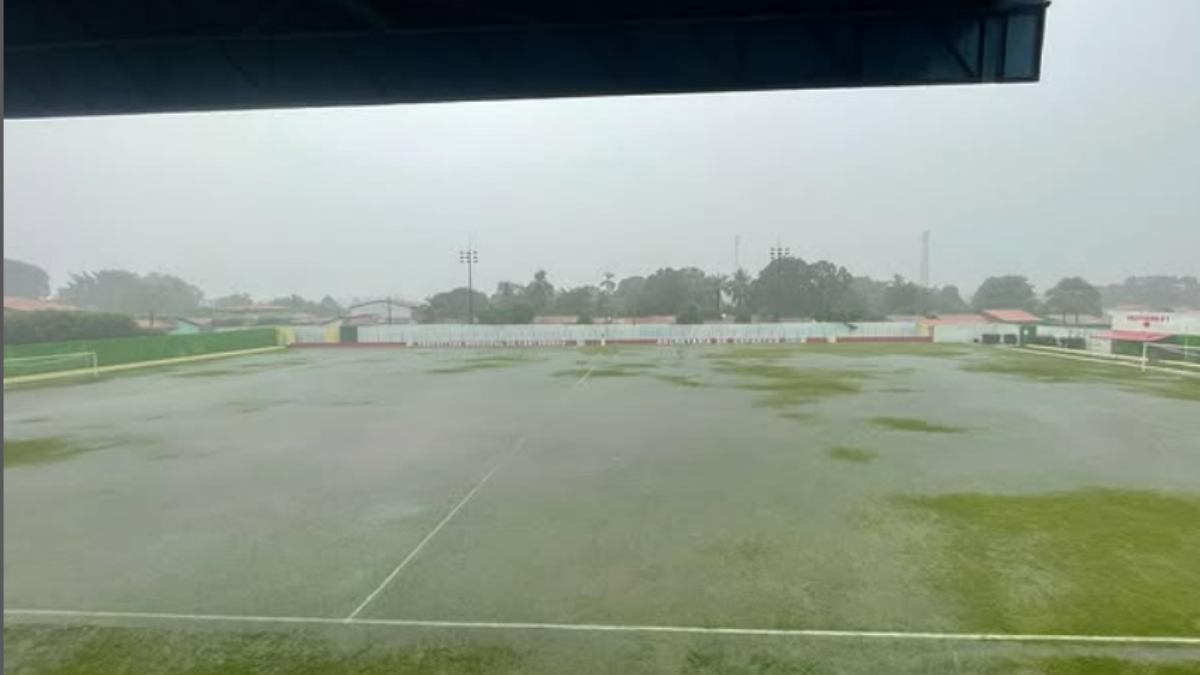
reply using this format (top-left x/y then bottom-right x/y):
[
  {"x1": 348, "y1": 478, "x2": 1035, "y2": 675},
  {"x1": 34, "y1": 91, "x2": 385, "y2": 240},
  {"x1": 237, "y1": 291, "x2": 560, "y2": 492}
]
[
  {"x1": 3, "y1": 352, "x2": 99, "y2": 380},
  {"x1": 1142, "y1": 342, "x2": 1200, "y2": 370}
]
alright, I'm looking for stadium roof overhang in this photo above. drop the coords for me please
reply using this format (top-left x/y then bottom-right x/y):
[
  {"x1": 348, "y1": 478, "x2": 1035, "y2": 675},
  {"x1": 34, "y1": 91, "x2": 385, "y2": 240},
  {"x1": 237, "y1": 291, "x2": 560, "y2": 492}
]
[
  {"x1": 5, "y1": 0, "x2": 1049, "y2": 119},
  {"x1": 1095, "y1": 331, "x2": 1172, "y2": 343}
]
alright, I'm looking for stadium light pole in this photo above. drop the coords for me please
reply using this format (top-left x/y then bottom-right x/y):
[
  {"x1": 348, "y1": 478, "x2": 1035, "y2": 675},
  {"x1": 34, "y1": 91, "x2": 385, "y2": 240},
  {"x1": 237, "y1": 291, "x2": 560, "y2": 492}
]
[
  {"x1": 769, "y1": 244, "x2": 790, "y2": 320},
  {"x1": 459, "y1": 248, "x2": 479, "y2": 325}
]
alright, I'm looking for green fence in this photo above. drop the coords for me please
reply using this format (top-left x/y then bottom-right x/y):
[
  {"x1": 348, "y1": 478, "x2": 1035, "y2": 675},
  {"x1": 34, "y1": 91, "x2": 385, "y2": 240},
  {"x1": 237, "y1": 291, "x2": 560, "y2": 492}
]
[{"x1": 4, "y1": 329, "x2": 279, "y2": 377}]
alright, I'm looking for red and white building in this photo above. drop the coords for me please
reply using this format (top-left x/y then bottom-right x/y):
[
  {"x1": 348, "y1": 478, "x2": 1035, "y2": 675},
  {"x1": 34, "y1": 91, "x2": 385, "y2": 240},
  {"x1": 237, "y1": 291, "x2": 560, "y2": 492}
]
[{"x1": 1101, "y1": 311, "x2": 1200, "y2": 343}]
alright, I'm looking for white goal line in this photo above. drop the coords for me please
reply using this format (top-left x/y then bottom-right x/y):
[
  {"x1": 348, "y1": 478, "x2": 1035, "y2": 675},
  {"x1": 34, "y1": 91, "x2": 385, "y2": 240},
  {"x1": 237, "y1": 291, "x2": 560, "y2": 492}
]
[{"x1": 5, "y1": 609, "x2": 1199, "y2": 646}]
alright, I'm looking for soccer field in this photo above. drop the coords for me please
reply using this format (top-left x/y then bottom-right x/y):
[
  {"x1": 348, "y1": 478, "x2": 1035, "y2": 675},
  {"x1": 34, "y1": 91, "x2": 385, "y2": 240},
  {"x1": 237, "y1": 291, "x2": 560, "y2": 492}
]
[{"x1": 4, "y1": 344, "x2": 1200, "y2": 674}]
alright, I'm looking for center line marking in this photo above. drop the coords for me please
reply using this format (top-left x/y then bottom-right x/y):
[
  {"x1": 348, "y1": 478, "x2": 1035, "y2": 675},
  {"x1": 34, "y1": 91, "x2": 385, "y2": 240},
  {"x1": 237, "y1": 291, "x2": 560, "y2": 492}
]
[
  {"x1": 344, "y1": 439, "x2": 523, "y2": 621},
  {"x1": 347, "y1": 352, "x2": 598, "y2": 621},
  {"x1": 6, "y1": 609, "x2": 1199, "y2": 646},
  {"x1": 573, "y1": 363, "x2": 596, "y2": 388}
]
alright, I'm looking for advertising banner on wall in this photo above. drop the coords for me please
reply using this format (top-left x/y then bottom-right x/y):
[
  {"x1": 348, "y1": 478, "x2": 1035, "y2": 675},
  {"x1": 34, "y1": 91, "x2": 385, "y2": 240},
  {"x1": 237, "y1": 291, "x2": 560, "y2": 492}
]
[{"x1": 1110, "y1": 312, "x2": 1200, "y2": 336}]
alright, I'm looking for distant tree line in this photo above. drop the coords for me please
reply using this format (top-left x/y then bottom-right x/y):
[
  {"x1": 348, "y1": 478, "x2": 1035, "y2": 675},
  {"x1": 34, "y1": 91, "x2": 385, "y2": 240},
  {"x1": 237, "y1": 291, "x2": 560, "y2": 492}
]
[
  {"x1": 2, "y1": 259, "x2": 347, "y2": 321},
  {"x1": 414, "y1": 261, "x2": 1116, "y2": 325},
  {"x1": 4, "y1": 258, "x2": 51, "y2": 300},
  {"x1": 3, "y1": 311, "x2": 152, "y2": 345},
  {"x1": 1098, "y1": 276, "x2": 1200, "y2": 310},
  {"x1": 57, "y1": 270, "x2": 206, "y2": 317},
  {"x1": 6, "y1": 257, "x2": 1194, "y2": 332}
]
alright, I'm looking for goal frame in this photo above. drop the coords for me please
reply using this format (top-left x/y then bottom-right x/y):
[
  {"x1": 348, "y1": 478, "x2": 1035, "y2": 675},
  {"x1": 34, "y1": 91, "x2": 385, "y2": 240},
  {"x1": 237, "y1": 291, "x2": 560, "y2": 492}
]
[
  {"x1": 3, "y1": 352, "x2": 100, "y2": 380},
  {"x1": 1141, "y1": 341, "x2": 1199, "y2": 372}
]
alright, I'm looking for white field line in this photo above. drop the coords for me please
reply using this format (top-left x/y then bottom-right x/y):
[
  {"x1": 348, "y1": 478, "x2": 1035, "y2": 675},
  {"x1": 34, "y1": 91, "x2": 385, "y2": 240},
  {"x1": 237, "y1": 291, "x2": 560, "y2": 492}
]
[
  {"x1": 344, "y1": 443, "x2": 520, "y2": 621},
  {"x1": 346, "y1": 355, "x2": 596, "y2": 620},
  {"x1": 573, "y1": 361, "x2": 597, "y2": 388},
  {"x1": 6, "y1": 608, "x2": 1200, "y2": 646}
]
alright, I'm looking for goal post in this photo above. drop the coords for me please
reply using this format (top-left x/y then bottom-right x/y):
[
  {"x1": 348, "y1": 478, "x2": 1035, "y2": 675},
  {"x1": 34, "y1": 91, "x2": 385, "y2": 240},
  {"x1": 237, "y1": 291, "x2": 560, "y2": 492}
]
[
  {"x1": 3, "y1": 352, "x2": 99, "y2": 380},
  {"x1": 1141, "y1": 342, "x2": 1200, "y2": 372}
]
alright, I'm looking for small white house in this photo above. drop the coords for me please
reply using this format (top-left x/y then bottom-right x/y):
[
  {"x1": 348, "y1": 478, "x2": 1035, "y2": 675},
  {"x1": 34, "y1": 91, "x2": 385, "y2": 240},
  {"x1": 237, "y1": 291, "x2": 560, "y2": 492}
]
[{"x1": 345, "y1": 298, "x2": 419, "y2": 325}]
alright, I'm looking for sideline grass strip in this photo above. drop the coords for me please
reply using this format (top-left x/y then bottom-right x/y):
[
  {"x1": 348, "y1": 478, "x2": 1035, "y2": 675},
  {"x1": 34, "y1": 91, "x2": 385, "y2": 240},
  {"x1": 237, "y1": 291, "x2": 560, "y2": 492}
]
[
  {"x1": 5, "y1": 622, "x2": 1198, "y2": 675},
  {"x1": 901, "y1": 488, "x2": 1200, "y2": 636}
]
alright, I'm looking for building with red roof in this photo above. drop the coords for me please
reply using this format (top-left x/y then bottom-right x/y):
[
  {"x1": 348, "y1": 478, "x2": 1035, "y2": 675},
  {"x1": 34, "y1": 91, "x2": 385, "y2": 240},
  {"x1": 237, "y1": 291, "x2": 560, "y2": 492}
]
[{"x1": 980, "y1": 309, "x2": 1042, "y2": 324}]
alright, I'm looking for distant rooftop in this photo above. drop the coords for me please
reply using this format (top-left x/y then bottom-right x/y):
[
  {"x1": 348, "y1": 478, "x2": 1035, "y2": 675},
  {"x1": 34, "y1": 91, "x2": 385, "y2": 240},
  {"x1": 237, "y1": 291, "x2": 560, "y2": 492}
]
[
  {"x1": 981, "y1": 309, "x2": 1041, "y2": 324},
  {"x1": 3, "y1": 296, "x2": 79, "y2": 312}
]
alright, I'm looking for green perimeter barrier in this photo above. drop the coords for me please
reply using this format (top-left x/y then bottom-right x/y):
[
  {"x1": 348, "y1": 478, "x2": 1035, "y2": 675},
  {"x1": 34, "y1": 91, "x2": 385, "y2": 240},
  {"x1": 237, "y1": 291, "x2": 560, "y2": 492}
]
[{"x1": 4, "y1": 329, "x2": 280, "y2": 376}]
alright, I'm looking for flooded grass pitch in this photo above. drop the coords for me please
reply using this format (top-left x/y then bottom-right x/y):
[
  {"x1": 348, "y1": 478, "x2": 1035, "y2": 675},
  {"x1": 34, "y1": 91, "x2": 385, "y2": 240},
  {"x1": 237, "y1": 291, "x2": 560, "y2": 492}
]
[{"x1": 5, "y1": 345, "x2": 1199, "y2": 674}]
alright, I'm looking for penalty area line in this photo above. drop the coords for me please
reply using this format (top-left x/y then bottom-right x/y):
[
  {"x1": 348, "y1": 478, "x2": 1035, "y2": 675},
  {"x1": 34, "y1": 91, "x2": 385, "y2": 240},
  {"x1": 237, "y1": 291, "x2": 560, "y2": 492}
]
[{"x1": 5, "y1": 609, "x2": 1200, "y2": 646}]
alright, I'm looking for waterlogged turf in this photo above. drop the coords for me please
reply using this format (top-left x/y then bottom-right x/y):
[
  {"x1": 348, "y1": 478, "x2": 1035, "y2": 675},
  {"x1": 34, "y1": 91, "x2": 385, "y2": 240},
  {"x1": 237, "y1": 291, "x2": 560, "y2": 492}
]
[
  {"x1": 5, "y1": 345, "x2": 1199, "y2": 674},
  {"x1": 870, "y1": 416, "x2": 968, "y2": 433},
  {"x1": 3, "y1": 438, "x2": 92, "y2": 468},
  {"x1": 830, "y1": 446, "x2": 879, "y2": 464}
]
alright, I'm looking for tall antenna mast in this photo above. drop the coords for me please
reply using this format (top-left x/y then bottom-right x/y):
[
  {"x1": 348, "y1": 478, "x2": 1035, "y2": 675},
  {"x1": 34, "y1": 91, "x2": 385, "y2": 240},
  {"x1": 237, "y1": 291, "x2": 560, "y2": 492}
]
[{"x1": 920, "y1": 230, "x2": 930, "y2": 288}]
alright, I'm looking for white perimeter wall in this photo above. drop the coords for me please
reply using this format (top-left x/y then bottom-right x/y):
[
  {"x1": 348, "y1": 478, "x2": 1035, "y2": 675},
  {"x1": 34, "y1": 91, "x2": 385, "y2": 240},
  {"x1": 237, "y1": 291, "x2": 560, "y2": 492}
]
[
  {"x1": 356, "y1": 322, "x2": 922, "y2": 345},
  {"x1": 293, "y1": 322, "x2": 1114, "y2": 346}
]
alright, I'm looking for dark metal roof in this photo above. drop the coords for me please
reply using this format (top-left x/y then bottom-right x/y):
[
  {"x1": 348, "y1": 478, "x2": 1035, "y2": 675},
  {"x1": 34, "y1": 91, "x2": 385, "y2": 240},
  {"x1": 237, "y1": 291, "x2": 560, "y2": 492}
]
[{"x1": 5, "y1": 0, "x2": 1049, "y2": 118}]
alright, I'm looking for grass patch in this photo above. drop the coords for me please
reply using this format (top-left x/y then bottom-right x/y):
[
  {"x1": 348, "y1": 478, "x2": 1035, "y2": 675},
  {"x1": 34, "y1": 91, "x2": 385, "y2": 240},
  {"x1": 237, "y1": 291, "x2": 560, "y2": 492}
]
[
  {"x1": 226, "y1": 399, "x2": 290, "y2": 414},
  {"x1": 995, "y1": 656, "x2": 1200, "y2": 675},
  {"x1": 871, "y1": 416, "x2": 967, "y2": 433},
  {"x1": 2, "y1": 625, "x2": 522, "y2": 675},
  {"x1": 652, "y1": 374, "x2": 706, "y2": 388},
  {"x1": 705, "y1": 343, "x2": 970, "y2": 361},
  {"x1": 555, "y1": 366, "x2": 701, "y2": 388},
  {"x1": 606, "y1": 360, "x2": 661, "y2": 369},
  {"x1": 430, "y1": 353, "x2": 543, "y2": 374},
  {"x1": 965, "y1": 350, "x2": 1200, "y2": 402},
  {"x1": 429, "y1": 362, "x2": 516, "y2": 374},
  {"x1": 901, "y1": 488, "x2": 1200, "y2": 636},
  {"x1": 712, "y1": 360, "x2": 871, "y2": 408},
  {"x1": 681, "y1": 645, "x2": 819, "y2": 675},
  {"x1": 829, "y1": 446, "x2": 878, "y2": 464},
  {"x1": 171, "y1": 368, "x2": 245, "y2": 378},
  {"x1": 553, "y1": 367, "x2": 643, "y2": 379},
  {"x1": 4, "y1": 438, "x2": 90, "y2": 468},
  {"x1": 965, "y1": 350, "x2": 1129, "y2": 383}
]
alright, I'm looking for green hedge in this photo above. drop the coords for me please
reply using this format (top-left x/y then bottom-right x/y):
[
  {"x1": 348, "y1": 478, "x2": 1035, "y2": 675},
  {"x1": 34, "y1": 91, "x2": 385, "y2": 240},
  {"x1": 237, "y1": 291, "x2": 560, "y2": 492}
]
[
  {"x1": 4, "y1": 329, "x2": 279, "y2": 373},
  {"x1": 4, "y1": 310, "x2": 154, "y2": 344}
]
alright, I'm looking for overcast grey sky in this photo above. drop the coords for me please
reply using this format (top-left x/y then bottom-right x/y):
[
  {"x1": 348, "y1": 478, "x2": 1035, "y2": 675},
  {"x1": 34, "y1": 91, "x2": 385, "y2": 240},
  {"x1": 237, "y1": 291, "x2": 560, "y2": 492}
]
[{"x1": 5, "y1": 0, "x2": 1199, "y2": 302}]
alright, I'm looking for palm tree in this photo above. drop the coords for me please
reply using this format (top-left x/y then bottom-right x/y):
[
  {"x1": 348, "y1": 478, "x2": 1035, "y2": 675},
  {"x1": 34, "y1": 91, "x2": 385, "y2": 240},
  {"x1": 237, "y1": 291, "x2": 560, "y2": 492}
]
[
  {"x1": 600, "y1": 272, "x2": 616, "y2": 296},
  {"x1": 494, "y1": 281, "x2": 521, "y2": 299},
  {"x1": 525, "y1": 270, "x2": 555, "y2": 314},
  {"x1": 727, "y1": 268, "x2": 753, "y2": 312},
  {"x1": 598, "y1": 272, "x2": 617, "y2": 320}
]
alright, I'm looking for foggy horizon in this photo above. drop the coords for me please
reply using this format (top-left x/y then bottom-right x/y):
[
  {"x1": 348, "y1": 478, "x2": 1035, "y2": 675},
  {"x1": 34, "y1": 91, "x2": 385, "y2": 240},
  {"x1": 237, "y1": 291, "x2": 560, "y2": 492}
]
[{"x1": 5, "y1": 0, "x2": 1199, "y2": 303}]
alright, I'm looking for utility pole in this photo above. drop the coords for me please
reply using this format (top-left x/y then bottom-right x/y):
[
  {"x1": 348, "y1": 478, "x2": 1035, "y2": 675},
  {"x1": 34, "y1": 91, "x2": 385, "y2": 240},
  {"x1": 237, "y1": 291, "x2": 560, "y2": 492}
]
[{"x1": 459, "y1": 246, "x2": 479, "y2": 325}]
